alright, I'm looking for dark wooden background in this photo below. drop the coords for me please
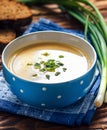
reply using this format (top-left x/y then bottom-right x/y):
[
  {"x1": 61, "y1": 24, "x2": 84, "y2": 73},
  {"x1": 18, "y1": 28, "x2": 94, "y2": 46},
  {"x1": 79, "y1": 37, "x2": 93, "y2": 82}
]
[{"x1": 0, "y1": 0, "x2": 107, "y2": 129}]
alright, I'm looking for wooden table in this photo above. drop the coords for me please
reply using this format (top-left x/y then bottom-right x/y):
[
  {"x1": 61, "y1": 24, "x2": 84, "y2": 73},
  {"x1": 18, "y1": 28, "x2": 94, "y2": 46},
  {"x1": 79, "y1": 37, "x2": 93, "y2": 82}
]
[{"x1": 0, "y1": 0, "x2": 107, "y2": 129}]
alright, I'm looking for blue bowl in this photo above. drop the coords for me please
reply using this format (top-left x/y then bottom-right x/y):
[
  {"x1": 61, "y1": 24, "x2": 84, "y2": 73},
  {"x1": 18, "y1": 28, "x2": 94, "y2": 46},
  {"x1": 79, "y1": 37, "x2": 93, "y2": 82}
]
[{"x1": 2, "y1": 31, "x2": 97, "y2": 108}]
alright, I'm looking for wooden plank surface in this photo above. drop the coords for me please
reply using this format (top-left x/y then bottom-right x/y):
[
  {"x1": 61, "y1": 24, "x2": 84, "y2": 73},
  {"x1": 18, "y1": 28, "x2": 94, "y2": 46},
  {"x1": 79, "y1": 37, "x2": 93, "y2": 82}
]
[{"x1": 0, "y1": 0, "x2": 107, "y2": 129}]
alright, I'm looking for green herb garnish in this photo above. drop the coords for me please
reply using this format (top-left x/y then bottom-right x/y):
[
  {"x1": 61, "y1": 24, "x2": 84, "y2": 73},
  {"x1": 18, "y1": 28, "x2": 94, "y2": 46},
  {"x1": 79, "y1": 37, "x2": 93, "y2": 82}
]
[
  {"x1": 44, "y1": 59, "x2": 56, "y2": 72},
  {"x1": 40, "y1": 68, "x2": 46, "y2": 72},
  {"x1": 34, "y1": 59, "x2": 64, "y2": 72},
  {"x1": 27, "y1": 63, "x2": 33, "y2": 66},
  {"x1": 63, "y1": 68, "x2": 67, "y2": 72},
  {"x1": 57, "y1": 61, "x2": 64, "y2": 66},
  {"x1": 59, "y1": 55, "x2": 64, "y2": 58},
  {"x1": 46, "y1": 74, "x2": 50, "y2": 80},
  {"x1": 42, "y1": 52, "x2": 50, "y2": 56},
  {"x1": 55, "y1": 72, "x2": 61, "y2": 76},
  {"x1": 34, "y1": 58, "x2": 65, "y2": 79},
  {"x1": 40, "y1": 61, "x2": 45, "y2": 64},
  {"x1": 32, "y1": 74, "x2": 38, "y2": 77},
  {"x1": 34, "y1": 63, "x2": 41, "y2": 69}
]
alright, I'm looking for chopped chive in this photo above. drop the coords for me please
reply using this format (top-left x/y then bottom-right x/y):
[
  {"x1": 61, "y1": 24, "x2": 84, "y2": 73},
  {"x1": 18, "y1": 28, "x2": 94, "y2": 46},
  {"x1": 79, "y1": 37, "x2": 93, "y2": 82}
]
[
  {"x1": 57, "y1": 62, "x2": 64, "y2": 66},
  {"x1": 32, "y1": 74, "x2": 38, "y2": 77},
  {"x1": 40, "y1": 61, "x2": 45, "y2": 64},
  {"x1": 27, "y1": 63, "x2": 33, "y2": 65},
  {"x1": 42, "y1": 52, "x2": 50, "y2": 56},
  {"x1": 34, "y1": 63, "x2": 41, "y2": 69},
  {"x1": 59, "y1": 55, "x2": 64, "y2": 58},
  {"x1": 46, "y1": 67, "x2": 55, "y2": 72},
  {"x1": 40, "y1": 68, "x2": 46, "y2": 72},
  {"x1": 46, "y1": 74, "x2": 50, "y2": 80},
  {"x1": 63, "y1": 68, "x2": 67, "y2": 72},
  {"x1": 55, "y1": 72, "x2": 61, "y2": 76},
  {"x1": 34, "y1": 59, "x2": 65, "y2": 75}
]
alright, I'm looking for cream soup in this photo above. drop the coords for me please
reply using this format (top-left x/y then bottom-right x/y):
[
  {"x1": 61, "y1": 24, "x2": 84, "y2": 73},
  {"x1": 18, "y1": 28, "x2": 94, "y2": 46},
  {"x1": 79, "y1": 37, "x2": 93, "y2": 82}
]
[{"x1": 8, "y1": 42, "x2": 91, "y2": 83}]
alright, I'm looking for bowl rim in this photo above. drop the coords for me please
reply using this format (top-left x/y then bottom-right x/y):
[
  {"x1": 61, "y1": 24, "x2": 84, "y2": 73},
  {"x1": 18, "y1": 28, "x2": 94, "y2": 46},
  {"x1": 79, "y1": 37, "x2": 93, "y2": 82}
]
[{"x1": 2, "y1": 30, "x2": 97, "y2": 84}]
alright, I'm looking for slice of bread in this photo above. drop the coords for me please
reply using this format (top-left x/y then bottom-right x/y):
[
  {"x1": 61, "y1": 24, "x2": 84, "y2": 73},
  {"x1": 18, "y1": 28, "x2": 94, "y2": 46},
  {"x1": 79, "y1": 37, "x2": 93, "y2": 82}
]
[
  {"x1": 0, "y1": 0, "x2": 32, "y2": 28},
  {"x1": 0, "y1": 29, "x2": 16, "y2": 45},
  {"x1": 0, "y1": 29, "x2": 16, "y2": 52}
]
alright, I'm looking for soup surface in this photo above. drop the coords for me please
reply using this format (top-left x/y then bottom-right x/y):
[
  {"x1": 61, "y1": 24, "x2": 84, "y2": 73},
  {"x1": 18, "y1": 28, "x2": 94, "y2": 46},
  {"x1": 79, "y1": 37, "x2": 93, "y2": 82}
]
[{"x1": 8, "y1": 42, "x2": 91, "y2": 83}]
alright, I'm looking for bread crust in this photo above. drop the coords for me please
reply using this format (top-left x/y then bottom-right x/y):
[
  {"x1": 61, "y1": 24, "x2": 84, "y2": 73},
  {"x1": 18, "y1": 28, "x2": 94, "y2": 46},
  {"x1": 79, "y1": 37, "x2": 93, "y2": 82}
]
[
  {"x1": 0, "y1": 0, "x2": 32, "y2": 28},
  {"x1": 0, "y1": 17, "x2": 32, "y2": 29},
  {"x1": 0, "y1": 29, "x2": 16, "y2": 51},
  {"x1": 0, "y1": 29, "x2": 16, "y2": 44}
]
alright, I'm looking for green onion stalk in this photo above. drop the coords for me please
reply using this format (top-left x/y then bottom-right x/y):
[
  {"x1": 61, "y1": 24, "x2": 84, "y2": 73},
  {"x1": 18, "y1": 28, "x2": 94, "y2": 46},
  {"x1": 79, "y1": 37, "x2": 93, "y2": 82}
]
[{"x1": 18, "y1": 0, "x2": 107, "y2": 107}]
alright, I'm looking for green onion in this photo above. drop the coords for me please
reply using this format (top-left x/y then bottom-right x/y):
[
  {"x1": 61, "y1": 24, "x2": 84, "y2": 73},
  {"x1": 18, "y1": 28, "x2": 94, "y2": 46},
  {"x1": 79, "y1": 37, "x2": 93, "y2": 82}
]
[
  {"x1": 63, "y1": 68, "x2": 67, "y2": 72},
  {"x1": 40, "y1": 68, "x2": 46, "y2": 72},
  {"x1": 42, "y1": 52, "x2": 50, "y2": 56},
  {"x1": 32, "y1": 74, "x2": 38, "y2": 77},
  {"x1": 57, "y1": 61, "x2": 64, "y2": 66},
  {"x1": 34, "y1": 63, "x2": 41, "y2": 69},
  {"x1": 40, "y1": 61, "x2": 45, "y2": 64},
  {"x1": 46, "y1": 74, "x2": 50, "y2": 80},
  {"x1": 62, "y1": 1, "x2": 107, "y2": 107},
  {"x1": 55, "y1": 72, "x2": 61, "y2": 76},
  {"x1": 27, "y1": 63, "x2": 33, "y2": 66},
  {"x1": 33, "y1": 58, "x2": 65, "y2": 79},
  {"x1": 59, "y1": 55, "x2": 64, "y2": 58},
  {"x1": 39, "y1": 59, "x2": 64, "y2": 72}
]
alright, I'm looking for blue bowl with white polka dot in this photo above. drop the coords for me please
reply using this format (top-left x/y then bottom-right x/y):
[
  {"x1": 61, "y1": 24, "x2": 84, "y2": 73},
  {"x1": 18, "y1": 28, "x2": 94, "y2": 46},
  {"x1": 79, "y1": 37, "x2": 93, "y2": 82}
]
[{"x1": 2, "y1": 31, "x2": 97, "y2": 108}]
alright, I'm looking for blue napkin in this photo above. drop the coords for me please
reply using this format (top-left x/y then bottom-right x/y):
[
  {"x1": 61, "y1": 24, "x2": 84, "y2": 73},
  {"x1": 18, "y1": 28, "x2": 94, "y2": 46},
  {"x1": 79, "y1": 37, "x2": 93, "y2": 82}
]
[{"x1": 0, "y1": 18, "x2": 100, "y2": 126}]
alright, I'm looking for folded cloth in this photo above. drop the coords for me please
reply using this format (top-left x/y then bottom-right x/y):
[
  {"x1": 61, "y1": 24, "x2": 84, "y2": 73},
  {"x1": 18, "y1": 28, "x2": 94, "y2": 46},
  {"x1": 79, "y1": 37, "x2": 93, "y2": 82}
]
[{"x1": 0, "y1": 18, "x2": 100, "y2": 126}]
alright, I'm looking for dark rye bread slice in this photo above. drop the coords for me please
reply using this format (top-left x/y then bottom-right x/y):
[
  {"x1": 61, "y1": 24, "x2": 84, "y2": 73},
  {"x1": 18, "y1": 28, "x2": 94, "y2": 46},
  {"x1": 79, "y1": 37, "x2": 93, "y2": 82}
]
[
  {"x1": 0, "y1": 0, "x2": 32, "y2": 28},
  {"x1": 0, "y1": 29, "x2": 16, "y2": 51}
]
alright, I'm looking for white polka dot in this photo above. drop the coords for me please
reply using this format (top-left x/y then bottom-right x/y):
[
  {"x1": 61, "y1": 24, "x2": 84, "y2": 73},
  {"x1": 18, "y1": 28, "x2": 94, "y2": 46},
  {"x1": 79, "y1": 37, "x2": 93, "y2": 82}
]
[
  {"x1": 41, "y1": 103, "x2": 45, "y2": 106},
  {"x1": 42, "y1": 87, "x2": 47, "y2": 91},
  {"x1": 12, "y1": 77, "x2": 15, "y2": 81},
  {"x1": 95, "y1": 69, "x2": 99, "y2": 76},
  {"x1": 20, "y1": 89, "x2": 24, "y2": 93},
  {"x1": 78, "y1": 97, "x2": 81, "y2": 100},
  {"x1": 80, "y1": 80, "x2": 84, "y2": 85},
  {"x1": 57, "y1": 95, "x2": 62, "y2": 99}
]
